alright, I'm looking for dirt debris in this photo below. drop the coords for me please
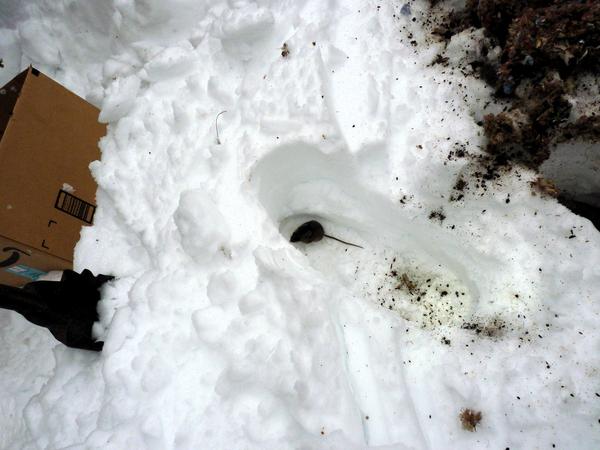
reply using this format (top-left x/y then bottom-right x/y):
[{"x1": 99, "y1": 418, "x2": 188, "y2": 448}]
[
  {"x1": 428, "y1": 208, "x2": 446, "y2": 223},
  {"x1": 430, "y1": 0, "x2": 600, "y2": 166},
  {"x1": 427, "y1": 0, "x2": 600, "y2": 226}
]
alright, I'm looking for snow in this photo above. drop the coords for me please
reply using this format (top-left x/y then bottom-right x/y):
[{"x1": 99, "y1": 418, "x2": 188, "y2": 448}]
[
  {"x1": 61, "y1": 183, "x2": 75, "y2": 193},
  {"x1": 1, "y1": 0, "x2": 600, "y2": 449}
]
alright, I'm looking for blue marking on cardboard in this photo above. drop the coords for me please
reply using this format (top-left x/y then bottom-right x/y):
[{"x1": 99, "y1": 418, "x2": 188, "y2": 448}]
[{"x1": 5, "y1": 264, "x2": 47, "y2": 280}]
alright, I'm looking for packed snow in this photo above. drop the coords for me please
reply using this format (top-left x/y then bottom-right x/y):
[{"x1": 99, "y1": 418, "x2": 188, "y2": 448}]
[{"x1": 1, "y1": 0, "x2": 600, "y2": 449}]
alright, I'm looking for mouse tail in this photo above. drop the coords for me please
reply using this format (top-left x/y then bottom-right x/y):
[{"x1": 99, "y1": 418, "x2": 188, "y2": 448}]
[{"x1": 323, "y1": 234, "x2": 364, "y2": 249}]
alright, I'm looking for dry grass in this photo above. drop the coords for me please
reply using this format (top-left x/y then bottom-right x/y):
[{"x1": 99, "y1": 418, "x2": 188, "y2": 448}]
[{"x1": 459, "y1": 408, "x2": 482, "y2": 432}]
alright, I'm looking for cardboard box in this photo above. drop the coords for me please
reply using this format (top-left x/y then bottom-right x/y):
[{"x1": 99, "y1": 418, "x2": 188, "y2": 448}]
[{"x1": 0, "y1": 67, "x2": 105, "y2": 286}]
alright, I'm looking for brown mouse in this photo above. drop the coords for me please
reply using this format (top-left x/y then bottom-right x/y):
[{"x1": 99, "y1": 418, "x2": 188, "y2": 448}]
[{"x1": 290, "y1": 220, "x2": 363, "y2": 248}]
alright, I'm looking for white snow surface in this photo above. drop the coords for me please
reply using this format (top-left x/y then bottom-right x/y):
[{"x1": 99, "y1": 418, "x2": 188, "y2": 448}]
[{"x1": 1, "y1": 0, "x2": 600, "y2": 449}]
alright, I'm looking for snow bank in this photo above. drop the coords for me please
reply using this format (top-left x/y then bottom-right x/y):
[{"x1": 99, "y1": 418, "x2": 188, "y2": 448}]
[{"x1": 1, "y1": 0, "x2": 600, "y2": 449}]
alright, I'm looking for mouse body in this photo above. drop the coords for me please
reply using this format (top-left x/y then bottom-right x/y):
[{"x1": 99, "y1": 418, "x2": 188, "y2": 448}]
[
  {"x1": 290, "y1": 220, "x2": 364, "y2": 248},
  {"x1": 290, "y1": 220, "x2": 324, "y2": 243}
]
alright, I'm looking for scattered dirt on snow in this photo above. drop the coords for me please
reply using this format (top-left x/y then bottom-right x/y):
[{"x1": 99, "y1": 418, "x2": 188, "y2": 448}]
[{"x1": 424, "y1": 0, "x2": 600, "y2": 229}]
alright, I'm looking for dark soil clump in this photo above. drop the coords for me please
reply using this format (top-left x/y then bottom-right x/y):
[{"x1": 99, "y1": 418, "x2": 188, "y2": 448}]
[
  {"x1": 428, "y1": 0, "x2": 600, "y2": 228},
  {"x1": 483, "y1": 73, "x2": 572, "y2": 166},
  {"x1": 558, "y1": 115, "x2": 600, "y2": 143},
  {"x1": 432, "y1": 0, "x2": 600, "y2": 167}
]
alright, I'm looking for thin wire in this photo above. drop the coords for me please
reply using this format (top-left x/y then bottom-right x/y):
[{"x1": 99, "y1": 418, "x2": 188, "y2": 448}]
[{"x1": 215, "y1": 110, "x2": 227, "y2": 144}]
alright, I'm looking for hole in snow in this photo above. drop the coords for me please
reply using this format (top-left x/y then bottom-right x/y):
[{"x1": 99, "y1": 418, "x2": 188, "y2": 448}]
[{"x1": 252, "y1": 142, "x2": 485, "y2": 329}]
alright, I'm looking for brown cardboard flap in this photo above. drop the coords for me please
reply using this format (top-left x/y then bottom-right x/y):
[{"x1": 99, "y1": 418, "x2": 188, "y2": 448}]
[{"x1": 0, "y1": 67, "x2": 106, "y2": 261}]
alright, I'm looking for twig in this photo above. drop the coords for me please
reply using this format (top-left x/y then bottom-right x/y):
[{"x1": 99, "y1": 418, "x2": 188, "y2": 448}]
[{"x1": 215, "y1": 110, "x2": 227, "y2": 144}]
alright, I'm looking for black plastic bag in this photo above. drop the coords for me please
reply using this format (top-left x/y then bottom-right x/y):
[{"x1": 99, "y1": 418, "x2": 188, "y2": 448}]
[{"x1": 0, "y1": 269, "x2": 112, "y2": 351}]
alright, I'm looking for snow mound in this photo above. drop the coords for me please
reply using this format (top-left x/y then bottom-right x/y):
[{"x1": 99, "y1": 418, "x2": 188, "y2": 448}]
[{"x1": 0, "y1": 1, "x2": 599, "y2": 449}]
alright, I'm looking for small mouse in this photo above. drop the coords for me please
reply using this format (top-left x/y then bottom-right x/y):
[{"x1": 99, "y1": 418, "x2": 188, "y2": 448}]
[{"x1": 290, "y1": 220, "x2": 363, "y2": 248}]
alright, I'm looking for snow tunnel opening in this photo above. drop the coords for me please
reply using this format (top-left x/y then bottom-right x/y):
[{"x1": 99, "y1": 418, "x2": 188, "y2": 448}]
[
  {"x1": 251, "y1": 142, "x2": 484, "y2": 329},
  {"x1": 250, "y1": 142, "x2": 371, "y2": 266}
]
